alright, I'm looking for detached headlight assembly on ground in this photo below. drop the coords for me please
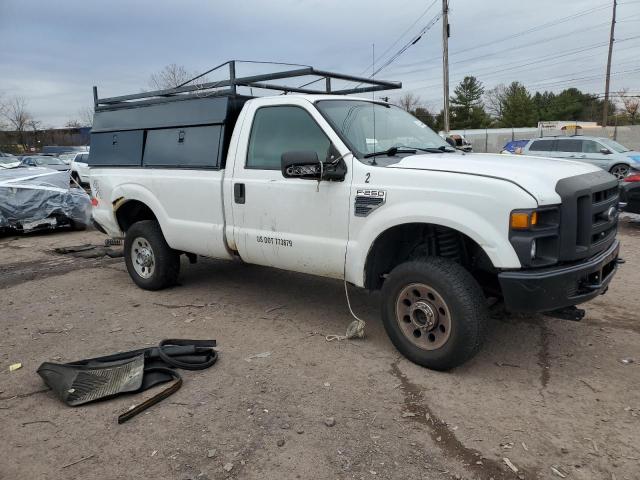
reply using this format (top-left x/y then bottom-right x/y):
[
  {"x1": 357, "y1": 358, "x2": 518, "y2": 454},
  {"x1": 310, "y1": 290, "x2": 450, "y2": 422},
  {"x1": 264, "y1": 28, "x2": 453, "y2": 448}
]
[{"x1": 509, "y1": 207, "x2": 560, "y2": 267}]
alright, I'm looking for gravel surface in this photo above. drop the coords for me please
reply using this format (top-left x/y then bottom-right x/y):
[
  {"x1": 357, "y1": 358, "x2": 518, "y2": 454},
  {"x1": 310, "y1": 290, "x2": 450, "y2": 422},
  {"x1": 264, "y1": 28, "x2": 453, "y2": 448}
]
[{"x1": 1, "y1": 219, "x2": 639, "y2": 480}]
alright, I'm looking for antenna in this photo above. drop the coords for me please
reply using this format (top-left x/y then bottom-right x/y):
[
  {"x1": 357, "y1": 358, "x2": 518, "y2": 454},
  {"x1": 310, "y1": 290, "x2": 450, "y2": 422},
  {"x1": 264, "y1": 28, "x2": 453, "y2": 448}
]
[{"x1": 371, "y1": 43, "x2": 377, "y2": 166}]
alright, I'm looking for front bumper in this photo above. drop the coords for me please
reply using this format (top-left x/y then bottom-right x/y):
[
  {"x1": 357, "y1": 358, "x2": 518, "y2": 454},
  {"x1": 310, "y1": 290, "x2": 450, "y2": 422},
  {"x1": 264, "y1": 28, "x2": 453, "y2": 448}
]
[
  {"x1": 620, "y1": 182, "x2": 640, "y2": 214},
  {"x1": 498, "y1": 239, "x2": 620, "y2": 313}
]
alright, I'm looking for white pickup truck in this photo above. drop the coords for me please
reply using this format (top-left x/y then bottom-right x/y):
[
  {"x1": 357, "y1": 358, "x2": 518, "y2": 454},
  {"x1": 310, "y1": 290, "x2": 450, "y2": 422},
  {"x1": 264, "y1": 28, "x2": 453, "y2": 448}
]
[{"x1": 89, "y1": 63, "x2": 621, "y2": 370}]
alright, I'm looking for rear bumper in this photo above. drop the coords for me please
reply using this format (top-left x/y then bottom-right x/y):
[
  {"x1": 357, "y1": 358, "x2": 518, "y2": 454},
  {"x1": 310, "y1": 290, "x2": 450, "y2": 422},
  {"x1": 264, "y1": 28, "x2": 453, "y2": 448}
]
[{"x1": 499, "y1": 239, "x2": 620, "y2": 313}]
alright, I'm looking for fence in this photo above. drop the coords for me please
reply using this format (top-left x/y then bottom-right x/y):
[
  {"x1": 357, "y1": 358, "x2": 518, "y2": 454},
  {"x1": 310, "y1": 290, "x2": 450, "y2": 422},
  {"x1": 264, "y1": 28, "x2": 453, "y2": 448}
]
[{"x1": 448, "y1": 125, "x2": 640, "y2": 153}]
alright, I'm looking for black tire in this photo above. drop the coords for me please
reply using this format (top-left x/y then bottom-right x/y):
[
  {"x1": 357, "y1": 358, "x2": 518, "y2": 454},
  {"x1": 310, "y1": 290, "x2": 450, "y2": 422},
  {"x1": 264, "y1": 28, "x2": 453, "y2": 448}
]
[
  {"x1": 70, "y1": 220, "x2": 87, "y2": 231},
  {"x1": 380, "y1": 257, "x2": 488, "y2": 371},
  {"x1": 609, "y1": 163, "x2": 630, "y2": 180},
  {"x1": 124, "y1": 220, "x2": 180, "y2": 290}
]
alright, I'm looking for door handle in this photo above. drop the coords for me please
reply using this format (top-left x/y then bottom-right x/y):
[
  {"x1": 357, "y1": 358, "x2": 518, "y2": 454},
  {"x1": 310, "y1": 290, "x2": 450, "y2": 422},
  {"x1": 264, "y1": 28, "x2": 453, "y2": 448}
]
[{"x1": 234, "y1": 183, "x2": 245, "y2": 204}]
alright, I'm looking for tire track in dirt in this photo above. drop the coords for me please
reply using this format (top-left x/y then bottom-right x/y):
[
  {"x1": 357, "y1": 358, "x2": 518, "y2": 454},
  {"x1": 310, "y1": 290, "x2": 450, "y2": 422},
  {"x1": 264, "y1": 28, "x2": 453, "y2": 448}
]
[
  {"x1": 0, "y1": 255, "x2": 121, "y2": 289},
  {"x1": 390, "y1": 362, "x2": 539, "y2": 479},
  {"x1": 537, "y1": 320, "x2": 551, "y2": 391}
]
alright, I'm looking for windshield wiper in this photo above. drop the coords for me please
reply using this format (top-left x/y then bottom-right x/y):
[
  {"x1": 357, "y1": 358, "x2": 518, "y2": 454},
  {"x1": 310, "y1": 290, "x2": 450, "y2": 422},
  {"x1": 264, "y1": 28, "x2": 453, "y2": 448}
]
[
  {"x1": 364, "y1": 147, "x2": 417, "y2": 158},
  {"x1": 415, "y1": 145, "x2": 456, "y2": 153}
]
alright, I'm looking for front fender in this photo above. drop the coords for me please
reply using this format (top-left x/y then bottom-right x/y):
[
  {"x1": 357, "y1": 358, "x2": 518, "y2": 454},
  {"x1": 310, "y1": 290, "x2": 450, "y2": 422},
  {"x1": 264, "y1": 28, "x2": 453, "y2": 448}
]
[{"x1": 345, "y1": 201, "x2": 526, "y2": 287}]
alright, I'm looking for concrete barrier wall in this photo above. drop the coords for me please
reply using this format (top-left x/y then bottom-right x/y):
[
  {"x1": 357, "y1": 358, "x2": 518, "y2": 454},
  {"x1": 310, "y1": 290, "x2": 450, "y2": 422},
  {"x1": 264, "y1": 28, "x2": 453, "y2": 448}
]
[{"x1": 449, "y1": 125, "x2": 640, "y2": 153}]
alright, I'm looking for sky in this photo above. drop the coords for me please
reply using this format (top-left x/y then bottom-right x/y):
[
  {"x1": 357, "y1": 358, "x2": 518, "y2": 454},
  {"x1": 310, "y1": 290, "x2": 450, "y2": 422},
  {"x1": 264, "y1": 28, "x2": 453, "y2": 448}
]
[{"x1": 0, "y1": 0, "x2": 639, "y2": 127}]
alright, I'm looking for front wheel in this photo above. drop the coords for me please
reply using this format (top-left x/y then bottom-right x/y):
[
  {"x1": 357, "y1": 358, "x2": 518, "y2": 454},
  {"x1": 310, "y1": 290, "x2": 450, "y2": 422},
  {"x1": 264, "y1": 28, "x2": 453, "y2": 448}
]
[
  {"x1": 124, "y1": 220, "x2": 180, "y2": 290},
  {"x1": 380, "y1": 257, "x2": 488, "y2": 370},
  {"x1": 610, "y1": 163, "x2": 630, "y2": 180}
]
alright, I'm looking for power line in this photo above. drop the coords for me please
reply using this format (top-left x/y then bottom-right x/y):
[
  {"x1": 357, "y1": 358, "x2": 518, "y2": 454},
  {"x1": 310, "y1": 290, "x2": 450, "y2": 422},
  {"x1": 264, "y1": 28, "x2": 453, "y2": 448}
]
[
  {"x1": 449, "y1": 3, "x2": 612, "y2": 57},
  {"x1": 350, "y1": 13, "x2": 442, "y2": 89},
  {"x1": 405, "y1": 35, "x2": 640, "y2": 91},
  {"x1": 372, "y1": 13, "x2": 442, "y2": 77},
  {"x1": 356, "y1": 0, "x2": 439, "y2": 77},
  {"x1": 393, "y1": 2, "x2": 612, "y2": 72},
  {"x1": 403, "y1": 22, "x2": 609, "y2": 73},
  {"x1": 526, "y1": 66, "x2": 640, "y2": 90}
]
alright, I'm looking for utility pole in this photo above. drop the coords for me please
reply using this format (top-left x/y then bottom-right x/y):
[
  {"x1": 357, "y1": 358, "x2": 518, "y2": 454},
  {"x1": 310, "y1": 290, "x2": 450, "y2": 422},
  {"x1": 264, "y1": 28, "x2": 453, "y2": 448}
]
[
  {"x1": 442, "y1": 0, "x2": 450, "y2": 133},
  {"x1": 602, "y1": 0, "x2": 617, "y2": 127}
]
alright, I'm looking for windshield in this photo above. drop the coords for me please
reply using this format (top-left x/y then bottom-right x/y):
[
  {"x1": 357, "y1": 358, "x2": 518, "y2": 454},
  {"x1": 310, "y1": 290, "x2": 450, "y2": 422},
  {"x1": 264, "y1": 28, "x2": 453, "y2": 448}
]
[
  {"x1": 600, "y1": 138, "x2": 631, "y2": 153},
  {"x1": 39, "y1": 157, "x2": 64, "y2": 165},
  {"x1": 316, "y1": 100, "x2": 451, "y2": 161}
]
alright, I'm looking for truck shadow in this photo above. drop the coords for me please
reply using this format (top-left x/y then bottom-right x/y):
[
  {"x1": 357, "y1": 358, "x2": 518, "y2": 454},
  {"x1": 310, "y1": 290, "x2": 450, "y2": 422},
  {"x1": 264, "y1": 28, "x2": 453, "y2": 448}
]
[{"x1": 181, "y1": 256, "x2": 573, "y2": 385}]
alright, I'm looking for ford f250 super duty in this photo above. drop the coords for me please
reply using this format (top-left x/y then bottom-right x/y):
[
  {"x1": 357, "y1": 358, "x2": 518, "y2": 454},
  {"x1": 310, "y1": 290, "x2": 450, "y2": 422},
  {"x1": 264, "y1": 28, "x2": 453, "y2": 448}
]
[{"x1": 88, "y1": 62, "x2": 621, "y2": 370}]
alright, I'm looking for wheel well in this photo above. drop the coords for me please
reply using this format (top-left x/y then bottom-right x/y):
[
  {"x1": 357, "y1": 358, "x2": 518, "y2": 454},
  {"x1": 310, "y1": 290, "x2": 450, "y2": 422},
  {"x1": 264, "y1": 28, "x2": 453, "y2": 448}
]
[
  {"x1": 115, "y1": 199, "x2": 157, "y2": 232},
  {"x1": 364, "y1": 223, "x2": 495, "y2": 291}
]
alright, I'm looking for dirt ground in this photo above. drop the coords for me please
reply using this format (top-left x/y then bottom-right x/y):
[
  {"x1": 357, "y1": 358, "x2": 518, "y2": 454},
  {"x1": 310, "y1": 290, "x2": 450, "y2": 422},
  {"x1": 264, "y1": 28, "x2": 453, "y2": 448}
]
[{"x1": 1, "y1": 218, "x2": 639, "y2": 480}]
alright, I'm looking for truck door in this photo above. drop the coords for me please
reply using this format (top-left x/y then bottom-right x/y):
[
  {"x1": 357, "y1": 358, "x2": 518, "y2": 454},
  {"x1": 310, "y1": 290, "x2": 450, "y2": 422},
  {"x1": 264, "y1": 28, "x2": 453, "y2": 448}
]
[{"x1": 229, "y1": 98, "x2": 351, "y2": 279}]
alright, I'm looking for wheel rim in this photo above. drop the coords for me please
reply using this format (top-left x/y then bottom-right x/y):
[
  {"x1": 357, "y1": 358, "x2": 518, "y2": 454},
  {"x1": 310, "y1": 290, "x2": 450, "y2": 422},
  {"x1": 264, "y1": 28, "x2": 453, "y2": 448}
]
[
  {"x1": 395, "y1": 283, "x2": 452, "y2": 351},
  {"x1": 611, "y1": 164, "x2": 629, "y2": 180},
  {"x1": 131, "y1": 237, "x2": 155, "y2": 279}
]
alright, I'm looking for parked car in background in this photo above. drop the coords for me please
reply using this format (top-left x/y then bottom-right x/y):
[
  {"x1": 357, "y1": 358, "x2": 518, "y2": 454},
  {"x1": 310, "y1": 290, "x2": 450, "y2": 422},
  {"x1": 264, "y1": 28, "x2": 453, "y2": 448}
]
[
  {"x1": 520, "y1": 136, "x2": 640, "y2": 180},
  {"x1": 58, "y1": 153, "x2": 78, "y2": 165},
  {"x1": 444, "y1": 134, "x2": 473, "y2": 152},
  {"x1": 620, "y1": 169, "x2": 640, "y2": 214},
  {"x1": 20, "y1": 156, "x2": 71, "y2": 171},
  {"x1": 501, "y1": 139, "x2": 530, "y2": 154},
  {"x1": 70, "y1": 152, "x2": 90, "y2": 184},
  {"x1": 0, "y1": 153, "x2": 21, "y2": 169}
]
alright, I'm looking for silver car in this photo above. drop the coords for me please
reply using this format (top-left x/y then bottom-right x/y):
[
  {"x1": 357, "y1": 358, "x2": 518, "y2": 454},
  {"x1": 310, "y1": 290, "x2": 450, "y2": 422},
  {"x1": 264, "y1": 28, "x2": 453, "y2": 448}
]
[{"x1": 521, "y1": 136, "x2": 640, "y2": 180}]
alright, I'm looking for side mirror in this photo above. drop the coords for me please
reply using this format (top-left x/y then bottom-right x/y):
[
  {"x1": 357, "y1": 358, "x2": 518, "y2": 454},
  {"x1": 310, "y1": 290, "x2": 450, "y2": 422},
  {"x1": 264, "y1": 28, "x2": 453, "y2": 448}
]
[
  {"x1": 600, "y1": 148, "x2": 612, "y2": 155},
  {"x1": 281, "y1": 151, "x2": 321, "y2": 180}
]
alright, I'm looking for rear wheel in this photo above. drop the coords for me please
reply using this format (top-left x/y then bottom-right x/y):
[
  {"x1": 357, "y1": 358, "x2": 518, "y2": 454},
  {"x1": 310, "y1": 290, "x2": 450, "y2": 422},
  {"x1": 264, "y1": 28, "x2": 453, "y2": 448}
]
[
  {"x1": 124, "y1": 220, "x2": 180, "y2": 290},
  {"x1": 380, "y1": 257, "x2": 488, "y2": 370},
  {"x1": 610, "y1": 163, "x2": 630, "y2": 180}
]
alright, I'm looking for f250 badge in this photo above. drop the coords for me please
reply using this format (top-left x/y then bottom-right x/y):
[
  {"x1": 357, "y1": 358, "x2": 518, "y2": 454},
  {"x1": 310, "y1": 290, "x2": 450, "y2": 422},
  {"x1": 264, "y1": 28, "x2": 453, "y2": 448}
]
[{"x1": 354, "y1": 189, "x2": 386, "y2": 217}]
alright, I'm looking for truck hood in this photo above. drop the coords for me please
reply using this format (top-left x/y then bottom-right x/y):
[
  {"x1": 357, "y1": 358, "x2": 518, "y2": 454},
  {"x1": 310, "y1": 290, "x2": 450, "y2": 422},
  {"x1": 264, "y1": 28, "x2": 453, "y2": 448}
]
[{"x1": 388, "y1": 152, "x2": 602, "y2": 205}]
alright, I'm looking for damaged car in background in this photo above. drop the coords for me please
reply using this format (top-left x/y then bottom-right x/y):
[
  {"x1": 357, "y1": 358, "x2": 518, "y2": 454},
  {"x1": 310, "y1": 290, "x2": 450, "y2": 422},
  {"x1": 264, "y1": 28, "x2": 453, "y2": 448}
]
[{"x1": 0, "y1": 168, "x2": 91, "y2": 233}]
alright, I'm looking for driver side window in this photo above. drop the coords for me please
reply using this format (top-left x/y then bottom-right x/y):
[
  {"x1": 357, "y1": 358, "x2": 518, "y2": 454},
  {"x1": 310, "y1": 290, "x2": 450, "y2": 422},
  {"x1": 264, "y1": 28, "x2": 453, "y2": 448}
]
[
  {"x1": 246, "y1": 106, "x2": 331, "y2": 170},
  {"x1": 582, "y1": 140, "x2": 602, "y2": 154}
]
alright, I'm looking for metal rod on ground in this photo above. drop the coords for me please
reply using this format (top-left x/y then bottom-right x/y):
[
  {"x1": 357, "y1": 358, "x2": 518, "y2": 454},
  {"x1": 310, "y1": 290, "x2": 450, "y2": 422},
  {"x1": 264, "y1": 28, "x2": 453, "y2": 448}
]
[
  {"x1": 442, "y1": 0, "x2": 450, "y2": 133},
  {"x1": 602, "y1": 0, "x2": 617, "y2": 127}
]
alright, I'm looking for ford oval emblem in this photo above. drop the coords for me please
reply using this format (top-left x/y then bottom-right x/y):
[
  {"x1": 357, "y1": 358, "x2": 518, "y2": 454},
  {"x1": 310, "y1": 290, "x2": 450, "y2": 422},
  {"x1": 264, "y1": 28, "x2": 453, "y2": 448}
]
[{"x1": 607, "y1": 206, "x2": 618, "y2": 222}]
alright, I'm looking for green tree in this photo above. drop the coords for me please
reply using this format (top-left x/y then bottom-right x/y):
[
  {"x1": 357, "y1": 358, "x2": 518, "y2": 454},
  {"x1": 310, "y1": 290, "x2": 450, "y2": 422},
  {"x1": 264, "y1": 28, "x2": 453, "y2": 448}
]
[
  {"x1": 533, "y1": 91, "x2": 557, "y2": 121},
  {"x1": 450, "y1": 76, "x2": 490, "y2": 129},
  {"x1": 549, "y1": 88, "x2": 584, "y2": 120},
  {"x1": 500, "y1": 82, "x2": 538, "y2": 127},
  {"x1": 413, "y1": 106, "x2": 438, "y2": 130}
]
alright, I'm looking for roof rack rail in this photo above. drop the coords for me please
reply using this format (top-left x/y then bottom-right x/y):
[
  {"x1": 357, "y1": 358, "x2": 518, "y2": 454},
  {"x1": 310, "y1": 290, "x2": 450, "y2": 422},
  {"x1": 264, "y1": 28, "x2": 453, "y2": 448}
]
[{"x1": 93, "y1": 60, "x2": 402, "y2": 111}]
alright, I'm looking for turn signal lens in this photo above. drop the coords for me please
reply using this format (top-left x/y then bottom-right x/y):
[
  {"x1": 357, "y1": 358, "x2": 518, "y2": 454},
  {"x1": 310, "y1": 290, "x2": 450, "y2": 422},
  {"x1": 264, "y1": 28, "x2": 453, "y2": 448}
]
[{"x1": 510, "y1": 211, "x2": 538, "y2": 230}]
